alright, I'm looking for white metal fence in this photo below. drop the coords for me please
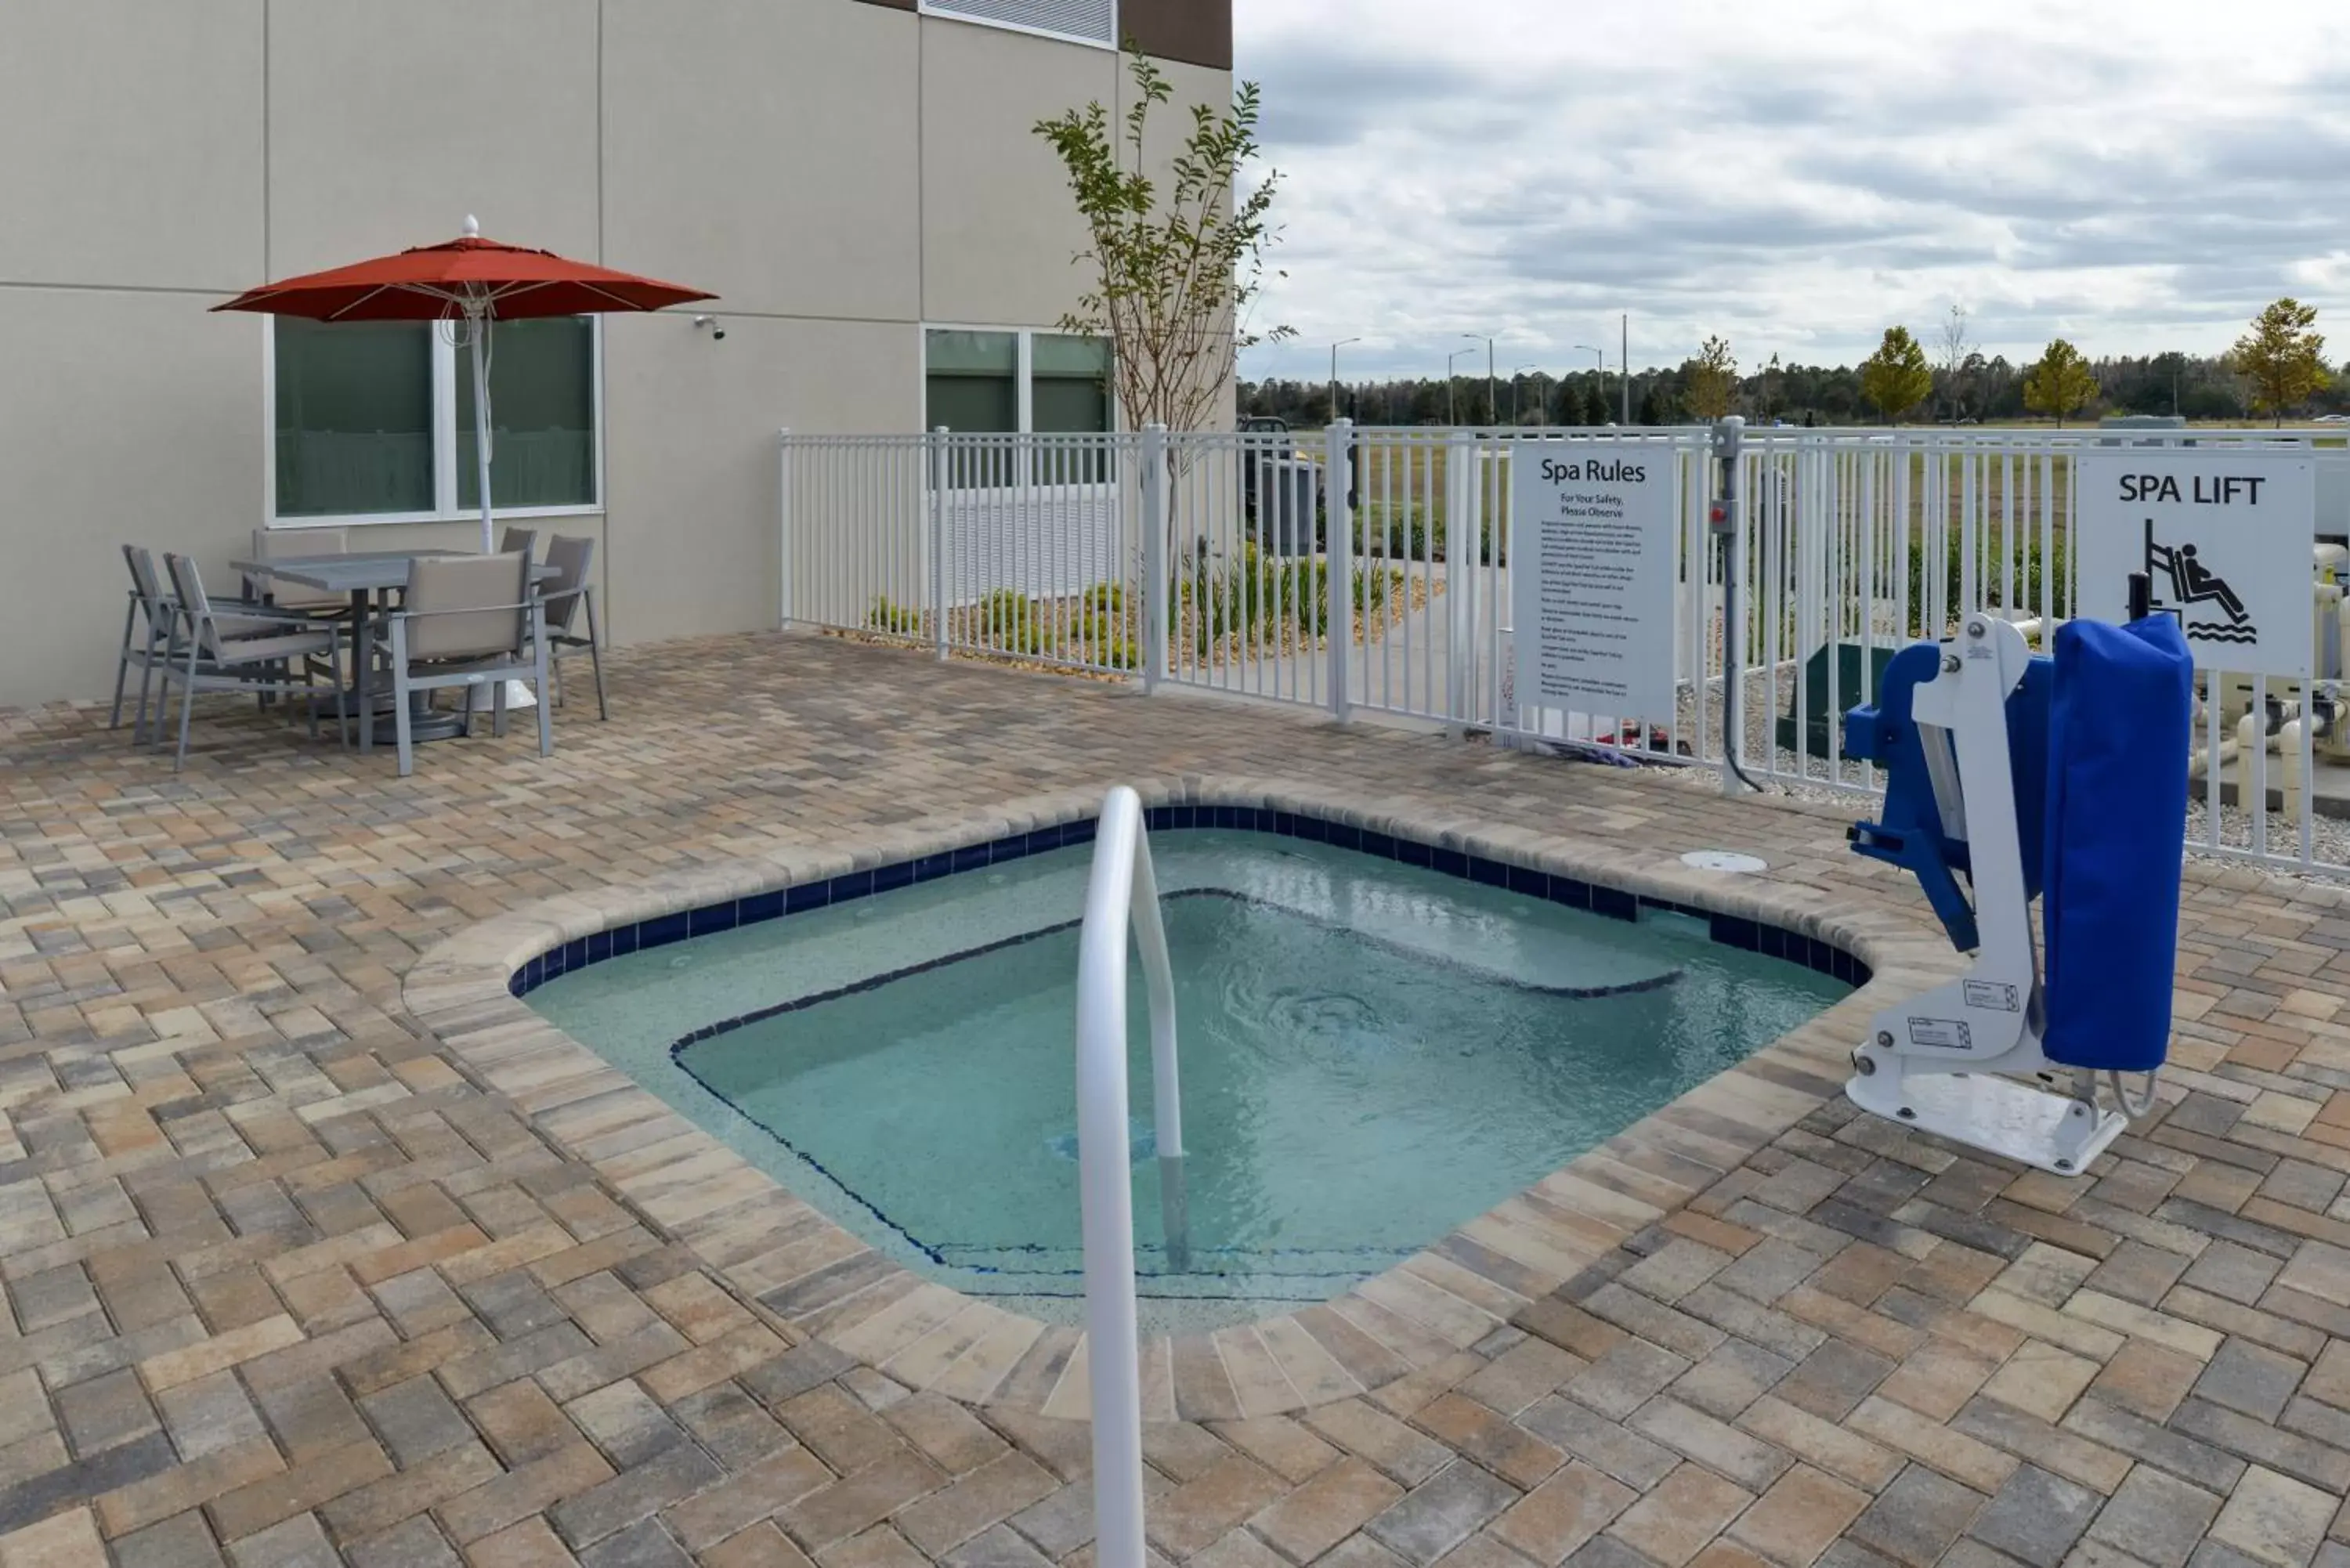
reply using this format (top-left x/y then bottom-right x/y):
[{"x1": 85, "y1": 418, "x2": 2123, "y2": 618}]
[{"x1": 779, "y1": 422, "x2": 2350, "y2": 880}]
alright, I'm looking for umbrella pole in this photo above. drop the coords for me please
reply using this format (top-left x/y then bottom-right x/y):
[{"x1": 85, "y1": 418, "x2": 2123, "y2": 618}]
[
  {"x1": 468, "y1": 308, "x2": 495, "y2": 555},
  {"x1": 463, "y1": 302, "x2": 536, "y2": 713}
]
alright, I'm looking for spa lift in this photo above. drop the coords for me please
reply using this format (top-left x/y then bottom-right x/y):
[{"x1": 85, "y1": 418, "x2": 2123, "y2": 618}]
[{"x1": 1838, "y1": 577, "x2": 2193, "y2": 1175}]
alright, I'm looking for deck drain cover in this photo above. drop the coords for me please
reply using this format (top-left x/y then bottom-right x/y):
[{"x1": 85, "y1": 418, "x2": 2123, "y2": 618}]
[{"x1": 1683, "y1": 851, "x2": 1767, "y2": 874}]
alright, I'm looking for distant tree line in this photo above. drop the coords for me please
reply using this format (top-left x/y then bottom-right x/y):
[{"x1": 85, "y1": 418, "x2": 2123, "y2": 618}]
[{"x1": 1244, "y1": 300, "x2": 2341, "y2": 429}]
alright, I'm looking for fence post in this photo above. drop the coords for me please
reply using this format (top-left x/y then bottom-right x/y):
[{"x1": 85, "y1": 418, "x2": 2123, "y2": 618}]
[
  {"x1": 1712, "y1": 417, "x2": 1750, "y2": 794},
  {"x1": 930, "y1": 426, "x2": 949, "y2": 662},
  {"x1": 1141, "y1": 424, "x2": 1169, "y2": 694},
  {"x1": 1445, "y1": 430, "x2": 1477, "y2": 737},
  {"x1": 777, "y1": 428, "x2": 792, "y2": 630},
  {"x1": 1326, "y1": 419, "x2": 1354, "y2": 721}
]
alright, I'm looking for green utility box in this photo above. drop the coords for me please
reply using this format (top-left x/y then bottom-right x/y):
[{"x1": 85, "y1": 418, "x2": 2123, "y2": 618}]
[{"x1": 1776, "y1": 641, "x2": 1900, "y2": 759}]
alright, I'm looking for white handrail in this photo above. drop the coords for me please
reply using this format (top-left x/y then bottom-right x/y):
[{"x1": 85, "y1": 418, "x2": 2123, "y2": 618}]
[{"x1": 1076, "y1": 787, "x2": 1183, "y2": 1568}]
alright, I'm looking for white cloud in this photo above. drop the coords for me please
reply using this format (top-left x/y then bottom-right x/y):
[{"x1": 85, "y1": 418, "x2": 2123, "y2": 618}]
[{"x1": 1234, "y1": 0, "x2": 2350, "y2": 381}]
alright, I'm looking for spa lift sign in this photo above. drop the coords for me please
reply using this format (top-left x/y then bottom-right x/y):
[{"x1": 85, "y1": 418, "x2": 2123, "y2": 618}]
[{"x1": 2076, "y1": 450, "x2": 2314, "y2": 678}]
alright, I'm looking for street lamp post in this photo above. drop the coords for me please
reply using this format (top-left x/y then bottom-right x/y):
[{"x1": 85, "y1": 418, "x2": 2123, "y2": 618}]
[
  {"x1": 1329, "y1": 338, "x2": 1361, "y2": 428},
  {"x1": 1445, "y1": 347, "x2": 1477, "y2": 426},
  {"x1": 1461, "y1": 334, "x2": 1496, "y2": 428},
  {"x1": 1573, "y1": 345, "x2": 1606, "y2": 425}
]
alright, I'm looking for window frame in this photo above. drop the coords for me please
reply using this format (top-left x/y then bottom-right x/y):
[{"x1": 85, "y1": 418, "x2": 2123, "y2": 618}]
[
  {"x1": 923, "y1": 323, "x2": 1118, "y2": 493},
  {"x1": 915, "y1": 0, "x2": 1118, "y2": 52},
  {"x1": 922, "y1": 323, "x2": 1117, "y2": 439},
  {"x1": 262, "y1": 314, "x2": 606, "y2": 530}
]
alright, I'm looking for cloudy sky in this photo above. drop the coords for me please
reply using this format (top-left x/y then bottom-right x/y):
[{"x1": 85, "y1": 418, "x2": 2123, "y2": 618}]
[{"x1": 1231, "y1": 1, "x2": 2350, "y2": 385}]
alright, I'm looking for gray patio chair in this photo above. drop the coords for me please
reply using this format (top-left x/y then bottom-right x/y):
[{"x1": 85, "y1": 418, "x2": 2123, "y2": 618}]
[
  {"x1": 541, "y1": 534, "x2": 606, "y2": 720},
  {"x1": 247, "y1": 527, "x2": 352, "y2": 616},
  {"x1": 499, "y1": 526, "x2": 538, "y2": 562},
  {"x1": 374, "y1": 552, "x2": 551, "y2": 777},
  {"x1": 112, "y1": 545, "x2": 287, "y2": 743},
  {"x1": 157, "y1": 553, "x2": 346, "y2": 772},
  {"x1": 110, "y1": 544, "x2": 180, "y2": 742}
]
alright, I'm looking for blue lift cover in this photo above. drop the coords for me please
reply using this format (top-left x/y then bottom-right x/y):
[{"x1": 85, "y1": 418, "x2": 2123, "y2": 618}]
[{"x1": 2041, "y1": 616, "x2": 2193, "y2": 1072}]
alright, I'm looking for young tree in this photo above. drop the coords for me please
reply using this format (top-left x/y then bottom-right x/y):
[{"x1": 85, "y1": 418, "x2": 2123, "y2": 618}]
[
  {"x1": 2022, "y1": 338, "x2": 2099, "y2": 426},
  {"x1": 1936, "y1": 305, "x2": 1972, "y2": 420},
  {"x1": 1686, "y1": 335, "x2": 1738, "y2": 420},
  {"x1": 2230, "y1": 298, "x2": 2329, "y2": 427},
  {"x1": 1034, "y1": 49, "x2": 1291, "y2": 435},
  {"x1": 1858, "y1": 327, "x2": 1933, "y2": 423}
]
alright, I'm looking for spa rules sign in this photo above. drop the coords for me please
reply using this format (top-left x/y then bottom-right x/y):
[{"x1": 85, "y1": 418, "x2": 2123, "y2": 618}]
[
  {"x1": 1510, "y1": 441, "x2": 1677, "y2": 722},
  {"x1": 2076, "y1": 449, "x2": 2314, "y2": 678}
]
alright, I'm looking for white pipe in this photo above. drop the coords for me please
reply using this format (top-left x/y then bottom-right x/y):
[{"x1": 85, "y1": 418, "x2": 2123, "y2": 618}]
[
  {"x1": 2235, "y1": 693, "x2": 2337, "y2": 818},
  {"x1": 2237, "y1": 709, "x2": 2267, "y2": 814},
  {"x1": 1076, "y1": 787, "x2": 1182, "y2": 1568},
  {"x1": 2187, "y1": 737, "x2": 2240, "y2": 779},
  {"x1": 2281, "y1": 718, "x2": 2308, "y2": 815}
]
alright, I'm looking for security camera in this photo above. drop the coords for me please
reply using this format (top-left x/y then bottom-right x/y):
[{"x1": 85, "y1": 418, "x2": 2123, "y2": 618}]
[{"x1": 694, "y1": 314, "x2": 725, "y2": 341}]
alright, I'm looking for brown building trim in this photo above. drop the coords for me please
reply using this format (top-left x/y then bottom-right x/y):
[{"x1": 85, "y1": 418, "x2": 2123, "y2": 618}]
[
  {"x1": 1122, "y1": 0, "x2": 1231, "y2": 70},
  {"x1": 846, "y1": 0, "x2": 1231, "y2": 71}
]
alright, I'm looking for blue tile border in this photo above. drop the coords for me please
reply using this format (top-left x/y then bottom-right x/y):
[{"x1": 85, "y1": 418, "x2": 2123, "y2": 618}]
[{"x1": 508, "y1": 806, "x2": 1871, "y2": 999}]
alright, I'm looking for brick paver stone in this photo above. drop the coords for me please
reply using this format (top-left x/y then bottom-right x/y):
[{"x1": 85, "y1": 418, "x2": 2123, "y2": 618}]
[
  {"x1": 1366, "y1": 1462, "x2": 1521, "y2": 1568},
  {"x1": 1607, "y1": 1462, "x2": 1753, "y2": 1568},
  {"x1": 1727, "y1": 1465, "x2": 1871, "y2": 1568},
  {"x1": 1490, "y1": 1463, "x2": 1636, "y2": 1567},
  {"x1": 2207, "y1": 1468, "x2": 2337, "y2": 1568},
  {"x1": 2088, "y1": 1466, "x2": 2225, "y2": 1568},
  {"x1": 1249, "y1": 1457, "x2": 1405, "y2": 1563},
  {"x1": 1965, "y1": 1465, "x2": 2101, "y2": 1568},
  {"x1": 1849, "y1": 1465, "x2": 1988, "y2": 1568}
]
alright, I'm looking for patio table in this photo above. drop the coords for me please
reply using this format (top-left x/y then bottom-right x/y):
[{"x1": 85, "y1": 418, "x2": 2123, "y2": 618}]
[{"x1": 233, "y1": 550, "x2": 559, "y2": 751}]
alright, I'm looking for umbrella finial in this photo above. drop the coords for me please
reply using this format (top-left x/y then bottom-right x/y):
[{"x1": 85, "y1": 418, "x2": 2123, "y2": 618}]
[{"x1": 462, "y1": 214, "x2": 480, "y2": 239}]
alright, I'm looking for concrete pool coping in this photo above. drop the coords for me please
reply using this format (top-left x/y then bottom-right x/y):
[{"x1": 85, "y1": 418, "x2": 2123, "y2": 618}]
[{"x1": 403, "y1": 774, "x2": 1968, "y2": 1423}]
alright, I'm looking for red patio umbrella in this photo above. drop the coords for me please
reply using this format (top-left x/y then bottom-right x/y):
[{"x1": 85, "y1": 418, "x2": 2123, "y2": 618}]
[{"x1": 217, "y1": 217, "x2": 714, "y2": 552}]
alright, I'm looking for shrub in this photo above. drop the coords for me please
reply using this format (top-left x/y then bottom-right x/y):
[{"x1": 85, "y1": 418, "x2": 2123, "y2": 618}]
[
  {"x1": 867, "y1": 595, "x2": 922, "y2": 637},
  {"x1": 1904, "y1": 526, "x2": 2069, "y2": 637},
  {"x1": 1075, "y1": 606, "x2": 1135, "y2": 668},
  {"x1": 1181, "y1": 540, "x2": 1392, "y2": 652},
  {"x1": 978, "y1": 590, "x2": 1043, "y2": 653},
  {"x1": 1352, "y1": 504, "x2": 1506, "y2": 565}
]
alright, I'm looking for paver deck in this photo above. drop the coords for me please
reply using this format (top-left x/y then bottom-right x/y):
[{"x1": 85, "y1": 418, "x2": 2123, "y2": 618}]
[{"x1": 2, "y1": 631, "x2": 2348, "y2": 1568}]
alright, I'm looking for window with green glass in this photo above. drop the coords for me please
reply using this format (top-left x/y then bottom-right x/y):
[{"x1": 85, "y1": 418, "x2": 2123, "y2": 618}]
[
  {"x1": 457, "y1": 316, "x2": 597, "y2": 509},
  {"x1": 924, "y1": 330, "x2": 1020, "y2": 434},
  {"x1": 273, "y1": 320, "x2": 434, "y2": 516},
  {"x1": 1031, "y1": 333, "x2": 1112, "y2": 435},
  {"x1": 924, "y1": 327, "x2": 1115, "y2": 485},
  {"x1": 272, "y1": 315, "x2": 598, "y2": 520}
]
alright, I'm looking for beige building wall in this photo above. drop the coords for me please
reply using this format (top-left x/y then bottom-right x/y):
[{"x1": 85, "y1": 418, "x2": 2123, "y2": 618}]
[
  {"x1": 0, "y1": 0, "x2": 1231, "y2": 709},
  {"x1": 0, "y1": 1, "x2": 268, "y2": 711}
]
